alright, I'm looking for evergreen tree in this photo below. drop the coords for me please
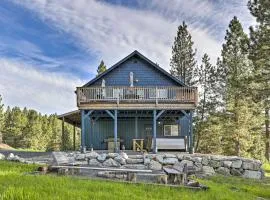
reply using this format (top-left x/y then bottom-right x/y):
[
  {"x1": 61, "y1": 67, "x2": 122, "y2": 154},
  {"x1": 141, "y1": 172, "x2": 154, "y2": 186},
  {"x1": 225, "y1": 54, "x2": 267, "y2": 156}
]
[
  {"x1": 97, "y1": 60, "x2": 107, "y2": 75},
  {"x1": 248, "y1": 0, "x2": 270, "y2": 160},
  {"x1": 170, "y1": 21, "x2": 197, "y2": 85},
  {"x1": 220, "y1": 16, "x2": 263, "y2": 157},
  {"x1": 24, "y1": 110, "x2": 43, "y2": 149},
  {"x1": 194, "y1": 54, "x2": 217, "y2": 151}
]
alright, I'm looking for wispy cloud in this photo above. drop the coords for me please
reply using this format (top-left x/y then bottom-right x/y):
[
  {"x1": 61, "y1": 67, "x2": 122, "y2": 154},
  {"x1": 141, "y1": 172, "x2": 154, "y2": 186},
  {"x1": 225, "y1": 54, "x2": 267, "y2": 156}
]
[
  {"x1": 12, "y1": 0, "x2": 255, "y2": 67},
  {"x1": 1, "y1": 0, "x2": 256, "y2": 114},
  {"x1": 0, "y1": 58, "x2": 83, "y2": 114},
  {"x1": 10, "y1": 0, "x2": 221, "y2": 68}
]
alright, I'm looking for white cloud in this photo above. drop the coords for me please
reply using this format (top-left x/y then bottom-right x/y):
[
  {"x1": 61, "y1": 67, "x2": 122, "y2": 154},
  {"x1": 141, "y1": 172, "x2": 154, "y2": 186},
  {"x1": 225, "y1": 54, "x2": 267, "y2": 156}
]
[
  {"x1": 2, "y1": 0, "x2": 256, "y2": 114},
  {"x1": 0, "y1": 58, "x2": 83, "y2": 114},
  {"x1": 12, "y1": 0, "x2": 226, "y2": 69}
]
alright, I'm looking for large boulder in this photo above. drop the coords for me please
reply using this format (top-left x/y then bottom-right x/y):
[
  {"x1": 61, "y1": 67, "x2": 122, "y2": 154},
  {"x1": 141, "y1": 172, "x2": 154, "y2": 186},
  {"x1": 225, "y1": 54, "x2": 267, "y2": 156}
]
[
  {"x1": 163, "y1": 158, "x2": 178, "y2": 165},
  {"x1": 155, "y1": 155, "x2": 164, "y2": 164},
  {"x1": 6, "y1": 153, "x2": 15, "y2": 161},
  {"x1": 202, "y1": 166, "x2": 215, "y2": 176},
  {"x1": 122, "y1": 164, "x2": 146, "y2": 170},
  {"x1": 242, "y1": 161, "x2": 261, "y2": 171},
  {"x1": 242, "y1": 170, "x2": 262, "y2": 179},
  {"x1": 231, "y1": 160, "x2": 242, "y2": 169},
  {"x1": 164, "y1": 153, "x2": 177, "y2": 158},
  {"x1": 194, "y1": 162, "x2": 203, "y2": 172},
  {"x1": 176, "y1": 154, "x2": 184, "y2": 161},
  {"x1": 173, "y1": 160, "x2": 193, "y2": 172},
  {"x1": 126, "y1": 158, "x2": 143, "y2": 164},
  {"x1": 107, "y1": 153, "x2": 119, "y2": 159},
  {"x1": 144, "y1": 157, "x2": 151, "y2": 165},
  {"x1": 149, "y1": 160, "x2": 162, "y2": 171},
  {"x1": 0, "y1": 153, "x2": 5, "y2": 160},
  {"x1": 103, "y1": 158, "x2": 121, "y2": 167},
  {"x1": 85, "y1": 151, "x2": 99, "y2": 159},
  {"x1": 119, "y1": 152, "x2": 128, "y2": 159},
  {"x1": 75, "y1": 154, "x2": 86, "y2": 160},
  {"x1": 230, "y1": 168, "x2": 243, "y2": 176},
  {"x1": 216, "y1": 167, "x2": 230, "y2": 176},
  {"x1": 182, "y1": 154, "x2": 192, "y2": 161},
  {"x1": 128, "y1": 155, "x2": 144, "y2": 159},
  {"x1": 191, "y1": 157, "x2": 202, "y2": 163},
  {"x1": 6, "y1": 153, "x2": 21, "y2": 162},
  {"x1": 201, "y1": 156, "x2": 209, "y2": 166},
  {"x1": 209, "y1": 160, "x2": 221, "y2": 168},
  {"x1": 88, "y1": 159, "x2": 102, "y2": 166},
  {"x1": 114, "y1": 155, "x2": 126, "y2": 165},
  {"x1": 97, "y1": 153, "x2": 107, "y2": 162},
  {"x1": 222, "y1": 161, "x2": 232, "y2": 168}
]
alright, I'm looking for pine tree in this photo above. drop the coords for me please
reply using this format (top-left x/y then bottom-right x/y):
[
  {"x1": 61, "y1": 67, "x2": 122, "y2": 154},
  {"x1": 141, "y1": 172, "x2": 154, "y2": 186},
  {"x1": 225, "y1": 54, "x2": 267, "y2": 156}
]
[
  {"x1": 97, "y1": 60, "x2": 107, "y2": 75},
  {"x1": 194, "y1": 54, "x2": 217, "y2": 151},
  {"x1": 170, "y1": 21, "x2": 197, "y2": 85},
  {"x1": 248, "y1": 0, "x2": 270, "y2": 161},
  {"x1": 220, "y1": 16, "x2": 263, "y2": 157}
]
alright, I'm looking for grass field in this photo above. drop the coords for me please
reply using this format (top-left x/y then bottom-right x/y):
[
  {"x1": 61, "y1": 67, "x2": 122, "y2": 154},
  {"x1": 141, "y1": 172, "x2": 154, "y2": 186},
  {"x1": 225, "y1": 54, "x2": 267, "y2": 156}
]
[{"x1": 0, "y1": 161, "x2": 269, "y2": 200}]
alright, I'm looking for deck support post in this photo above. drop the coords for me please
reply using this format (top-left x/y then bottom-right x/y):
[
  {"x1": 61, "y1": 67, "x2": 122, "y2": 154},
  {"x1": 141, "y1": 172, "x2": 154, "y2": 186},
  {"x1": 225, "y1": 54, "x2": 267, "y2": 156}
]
[
  {"x1": 189, "y1": 111, "x2": 194, "y2": 154},
  {"x1": 105, "y1": 110, "x2": 118, "y2": 152},
  {"x1": 135, "y1": 116, "x2": 138, "y2": 139},
  {"x1": 73, "y1": 124, "x2": 76, "y2": 151},
  {"x1": 152, "y1": 110, "x2": 165, "y2": 154},
  {"x1": 62, "y1": 117, "x2": 65, "y2": 151},
  {"x1": 153, "y1": 110, "x2": 157, "y2": 153},
  {"x1": 114, "y1": 110, "x2": 118, "y2": 152},
  {"x1": 81, "y1": 110, "x2": 93, "y2": 153},
  {"x1": 81, "y1": 110, "x2": 85, "y2": 152}
]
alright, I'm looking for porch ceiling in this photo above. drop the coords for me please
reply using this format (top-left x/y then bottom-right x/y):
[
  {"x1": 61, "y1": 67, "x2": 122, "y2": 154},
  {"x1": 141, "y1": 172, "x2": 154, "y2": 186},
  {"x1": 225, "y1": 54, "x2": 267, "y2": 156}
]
[{"x1": 57, "y1": 109, "x2": 189, "y2": 127}]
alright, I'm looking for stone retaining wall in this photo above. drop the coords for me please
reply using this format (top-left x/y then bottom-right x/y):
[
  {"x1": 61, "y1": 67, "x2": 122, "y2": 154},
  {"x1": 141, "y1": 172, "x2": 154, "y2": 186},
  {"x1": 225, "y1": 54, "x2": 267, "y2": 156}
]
[
  {"x1": 0, "y1": 151, "x2": 264, "y2": 179},
  {"x1": 72, "y1": 152, "x2": 264, "y2": 179}
]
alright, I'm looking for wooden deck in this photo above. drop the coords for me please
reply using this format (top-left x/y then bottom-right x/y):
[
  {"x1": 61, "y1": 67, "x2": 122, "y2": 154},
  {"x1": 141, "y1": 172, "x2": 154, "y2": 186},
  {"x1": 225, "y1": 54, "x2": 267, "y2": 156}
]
[{"x1": 77, "y1": 86, "x2": 198, "y2": 110}]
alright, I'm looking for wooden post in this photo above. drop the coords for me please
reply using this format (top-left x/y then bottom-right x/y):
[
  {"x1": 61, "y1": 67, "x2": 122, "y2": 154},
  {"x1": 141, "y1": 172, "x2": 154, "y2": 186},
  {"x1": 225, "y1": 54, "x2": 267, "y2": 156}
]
[
  {"x1": 62, "y1": 117, "x2": 65, "y2": 151},
  {"x1": 73, "y1": 124, "x2": 76, "y2": 151},
  {"x1": 114, "y1": 110, "x2": 118, "y2": 152},
  {"x1": 153, "y1": 110, "x2": 157, "y2": 153},
  {"x1": 135, "y1": 116, "x2": 138, "y2": 139},
  {"x1": 189, "y1": 111, "x2": 194, "y2": 154},
  {"x1": 81, "y1": 110, "x2": 85, "y2": 152}
]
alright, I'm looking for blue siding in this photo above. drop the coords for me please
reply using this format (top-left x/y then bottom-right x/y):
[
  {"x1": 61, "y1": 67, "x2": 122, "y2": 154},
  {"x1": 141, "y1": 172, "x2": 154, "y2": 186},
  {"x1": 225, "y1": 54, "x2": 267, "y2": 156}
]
[
  {"x1": 91, "y1": 57, "x2": 179, "y2": 87},
  {"x1": 84, "y1": 116, "x2": 189, "y2": 150}
]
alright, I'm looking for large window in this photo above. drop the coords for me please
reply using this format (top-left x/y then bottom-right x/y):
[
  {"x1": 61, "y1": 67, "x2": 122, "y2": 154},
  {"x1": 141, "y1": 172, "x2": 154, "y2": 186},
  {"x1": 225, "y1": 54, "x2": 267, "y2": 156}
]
[{"x1": 164, "y1": 125, "x2": 179, "y2": 136}]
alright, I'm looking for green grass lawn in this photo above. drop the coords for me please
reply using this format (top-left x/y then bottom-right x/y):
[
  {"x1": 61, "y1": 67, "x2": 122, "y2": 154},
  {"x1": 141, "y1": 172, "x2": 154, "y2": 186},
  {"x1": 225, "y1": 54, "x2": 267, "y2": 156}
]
[
  {"x1": 263, "y1": 162, "x2": 270, "y2": 177},
  {"x1": 0, "y1": 161, "x2": 269, "y2": 200}
]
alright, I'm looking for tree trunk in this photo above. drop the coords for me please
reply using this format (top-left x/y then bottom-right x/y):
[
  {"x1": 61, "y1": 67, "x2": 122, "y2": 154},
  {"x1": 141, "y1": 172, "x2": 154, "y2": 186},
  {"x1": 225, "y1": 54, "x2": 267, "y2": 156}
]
[{"x1": 265, "y1": 107, "x2": 270, "y2": 161}]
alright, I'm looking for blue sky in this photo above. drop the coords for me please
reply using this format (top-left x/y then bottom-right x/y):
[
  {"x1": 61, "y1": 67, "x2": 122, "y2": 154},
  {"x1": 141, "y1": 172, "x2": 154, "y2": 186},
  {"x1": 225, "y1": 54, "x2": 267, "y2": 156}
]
[{"x1": 0, "y1": 0, "x2": 255, "y2": 114}]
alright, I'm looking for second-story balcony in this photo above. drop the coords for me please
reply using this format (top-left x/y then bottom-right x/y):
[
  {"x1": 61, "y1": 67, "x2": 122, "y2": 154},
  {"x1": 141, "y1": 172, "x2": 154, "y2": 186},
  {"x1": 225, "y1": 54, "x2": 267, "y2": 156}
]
[{"x1": 77, "y1": 86, "x2": 198, "y2": 110}]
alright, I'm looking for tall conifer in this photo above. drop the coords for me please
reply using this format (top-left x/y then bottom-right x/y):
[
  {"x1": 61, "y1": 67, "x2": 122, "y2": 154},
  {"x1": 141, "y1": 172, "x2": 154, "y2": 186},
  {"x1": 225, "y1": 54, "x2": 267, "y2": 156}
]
[
  {"x1": 170, "y1": 22, "x2": 197, "y2": 85},
  {"x1": 248, "y1": 0, "x2": 270, "y2": 160}
]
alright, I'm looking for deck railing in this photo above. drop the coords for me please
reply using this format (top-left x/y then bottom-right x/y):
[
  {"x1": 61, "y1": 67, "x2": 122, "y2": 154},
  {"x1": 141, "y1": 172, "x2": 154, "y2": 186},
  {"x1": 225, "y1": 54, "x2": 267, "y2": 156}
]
[{"x1": 77, "y1": 86, "x2": 198, "y2": 106}]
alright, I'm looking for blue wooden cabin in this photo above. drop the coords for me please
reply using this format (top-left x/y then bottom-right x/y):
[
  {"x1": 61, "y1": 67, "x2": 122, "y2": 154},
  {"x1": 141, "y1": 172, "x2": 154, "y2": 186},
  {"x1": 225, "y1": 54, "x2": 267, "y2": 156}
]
[{"x1": 59, "y1": 51, "x2": 198, "y2": 153}]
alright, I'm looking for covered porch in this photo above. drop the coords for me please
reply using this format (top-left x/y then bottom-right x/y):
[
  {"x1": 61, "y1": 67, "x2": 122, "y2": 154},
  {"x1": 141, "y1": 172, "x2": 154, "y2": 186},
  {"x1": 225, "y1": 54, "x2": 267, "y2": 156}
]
[{"x1": 58, "y1": 109, "x2": 194, "y2": 153}]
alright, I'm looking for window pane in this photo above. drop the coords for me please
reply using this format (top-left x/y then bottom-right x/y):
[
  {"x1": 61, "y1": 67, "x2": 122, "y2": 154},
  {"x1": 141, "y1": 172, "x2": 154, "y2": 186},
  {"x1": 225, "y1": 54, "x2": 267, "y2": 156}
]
[
  {"x1": 164, "y1": 125, "x2": 171, "y2": 136},
  {"x1": 164, "y1": 125, "x2": 179, "y2": 136},
  {"x1": 171, "y1": 125, "x2": 179, "y2": 136}
]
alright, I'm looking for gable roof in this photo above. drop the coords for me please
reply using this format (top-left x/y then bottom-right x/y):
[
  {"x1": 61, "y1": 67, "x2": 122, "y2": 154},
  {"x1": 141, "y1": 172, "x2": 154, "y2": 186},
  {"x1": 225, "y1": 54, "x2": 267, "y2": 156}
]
[{"x1": 83, "y1": 50, "x2": 185, "y2": 87}]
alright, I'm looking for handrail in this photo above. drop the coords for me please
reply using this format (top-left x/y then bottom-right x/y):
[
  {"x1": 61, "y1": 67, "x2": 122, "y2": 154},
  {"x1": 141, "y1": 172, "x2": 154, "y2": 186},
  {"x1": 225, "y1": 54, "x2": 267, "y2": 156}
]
[{"x1": 77, "y1": 86, "x2": 198, "y2": 106}]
